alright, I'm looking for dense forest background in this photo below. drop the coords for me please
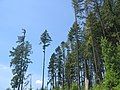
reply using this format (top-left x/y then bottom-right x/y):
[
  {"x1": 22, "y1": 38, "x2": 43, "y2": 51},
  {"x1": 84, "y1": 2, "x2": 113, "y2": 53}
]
[
  {"x1": 7, "y1": 0, "x2": 120, "y2": 90},
  {"x1": 47, "y1": 0, "x2": 120, "y2": 90}
]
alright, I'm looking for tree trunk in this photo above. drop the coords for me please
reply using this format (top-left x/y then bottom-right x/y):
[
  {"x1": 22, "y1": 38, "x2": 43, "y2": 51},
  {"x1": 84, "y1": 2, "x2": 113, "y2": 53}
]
[
  {"x1": 84, "y1": 59, "x2": 89, "y2": 90},
  {"x1": 62, "y1": 48, "x2": 65, "y2": 90},
  {"x1": 42, "y1": 48, "x2": 46, "y2": 90},
  {"x1": 90, "y1": 28, "x2": 102, "y2": 84},
  {"x1": 55, "y1": 73, "x2": 57, "y2": 88},
  {"x1": 18, "y1": 84, "x2": 20, "y2": 90}
]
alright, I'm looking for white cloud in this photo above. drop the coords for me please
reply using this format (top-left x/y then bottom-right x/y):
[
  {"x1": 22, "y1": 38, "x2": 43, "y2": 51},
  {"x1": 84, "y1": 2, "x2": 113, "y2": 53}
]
[
  {"x1": 35, "y1": 80, "x2": 42, "y2": 85},
  {"x1": 0, "y1": 64, "x2": 10, "y2": 70}
]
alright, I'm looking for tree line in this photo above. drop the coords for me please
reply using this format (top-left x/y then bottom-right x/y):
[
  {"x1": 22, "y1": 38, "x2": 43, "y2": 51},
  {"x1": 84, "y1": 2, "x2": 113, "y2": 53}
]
[
  {"x1": 8, "y1": 0, "x2": 120, "y2": 90},
  {"x1": 47, "y1": 0, "x2": 120, "y2": 90}
]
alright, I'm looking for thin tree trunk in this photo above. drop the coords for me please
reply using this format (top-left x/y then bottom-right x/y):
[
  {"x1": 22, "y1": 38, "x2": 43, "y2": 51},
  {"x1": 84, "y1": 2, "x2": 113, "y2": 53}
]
[
  {"x1": 21, "y1": 83, "x2": 23, "y2": 90},
  {"x1": 42, "y1": 48, "x2": 46, "y2": 90},
  {"x1": 53, "y1": 76, "x2": 54, "y2": 89},
  {"x1": 84, "y1": 59, "x2": 89, "y2": 90},
  {"x1": 55, "y1": 72, "x2": 57, "y2": 88},
  {"x1": 77, "y1": 42, "x2": 81, "y2": 90},
  {"x1": 90, "y1": 28, "x2": 102, "y2": 84},
  {"x1": 95, "y1": 44, "x2": 103, "y2": 81},
  {"x1": 18, "y1": 83, "x2": 20, "y2": 90},
  {"x1": 62, "y1": 48, "x2": 65, "y2": 90}
]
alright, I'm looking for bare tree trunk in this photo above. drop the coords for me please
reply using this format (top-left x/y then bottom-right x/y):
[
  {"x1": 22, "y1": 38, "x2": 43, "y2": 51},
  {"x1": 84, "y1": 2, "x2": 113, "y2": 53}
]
[
  {"x1": 42, "y1": 48, "x2": 46, "y2": 90},
  {"x1": 53, "y1": 76, "x2": 54, "y2": 89},
  {"x1": 84, "y1": 59, "x2": 89, "y2": 90}
]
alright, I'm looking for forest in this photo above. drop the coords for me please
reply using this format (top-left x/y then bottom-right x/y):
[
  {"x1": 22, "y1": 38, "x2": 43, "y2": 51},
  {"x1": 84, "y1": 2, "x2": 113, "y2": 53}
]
[{"x1": 7, "y1": 0, "x2": 120, "y2": 90}]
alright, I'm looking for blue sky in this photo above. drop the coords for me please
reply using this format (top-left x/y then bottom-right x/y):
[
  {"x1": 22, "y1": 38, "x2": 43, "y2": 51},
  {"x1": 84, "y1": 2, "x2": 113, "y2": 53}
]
[{"x1": 0, "y1": 0, "x2": 74, "y2": 89}]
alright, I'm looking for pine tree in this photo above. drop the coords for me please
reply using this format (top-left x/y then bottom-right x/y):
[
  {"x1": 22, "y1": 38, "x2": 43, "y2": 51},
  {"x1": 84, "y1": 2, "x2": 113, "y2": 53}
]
[
  {"x1": 40, "y1": 30, "x2": 52, "y2": 90},
  {"x1": 55, "y1": 46, "x2": 63, "y2": 89},
  {"x1": 101, "y1": 38, "x2": 120, "y2": 89},
  {"x1": 65, "y1": 51, "x2": 77, "y2": 90},
  {"x1": 60, "y1": 41, "x2": 66, "y2": 89},
  {"x1": 48, "y1": 53, "x2": 56, "y2": 89},
  {"x1": 10, "y1": 29, "x2": 32, "y2": 90},
  {"x1": 47, "y1": 0, "x2": 120, "y2": 89}
]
